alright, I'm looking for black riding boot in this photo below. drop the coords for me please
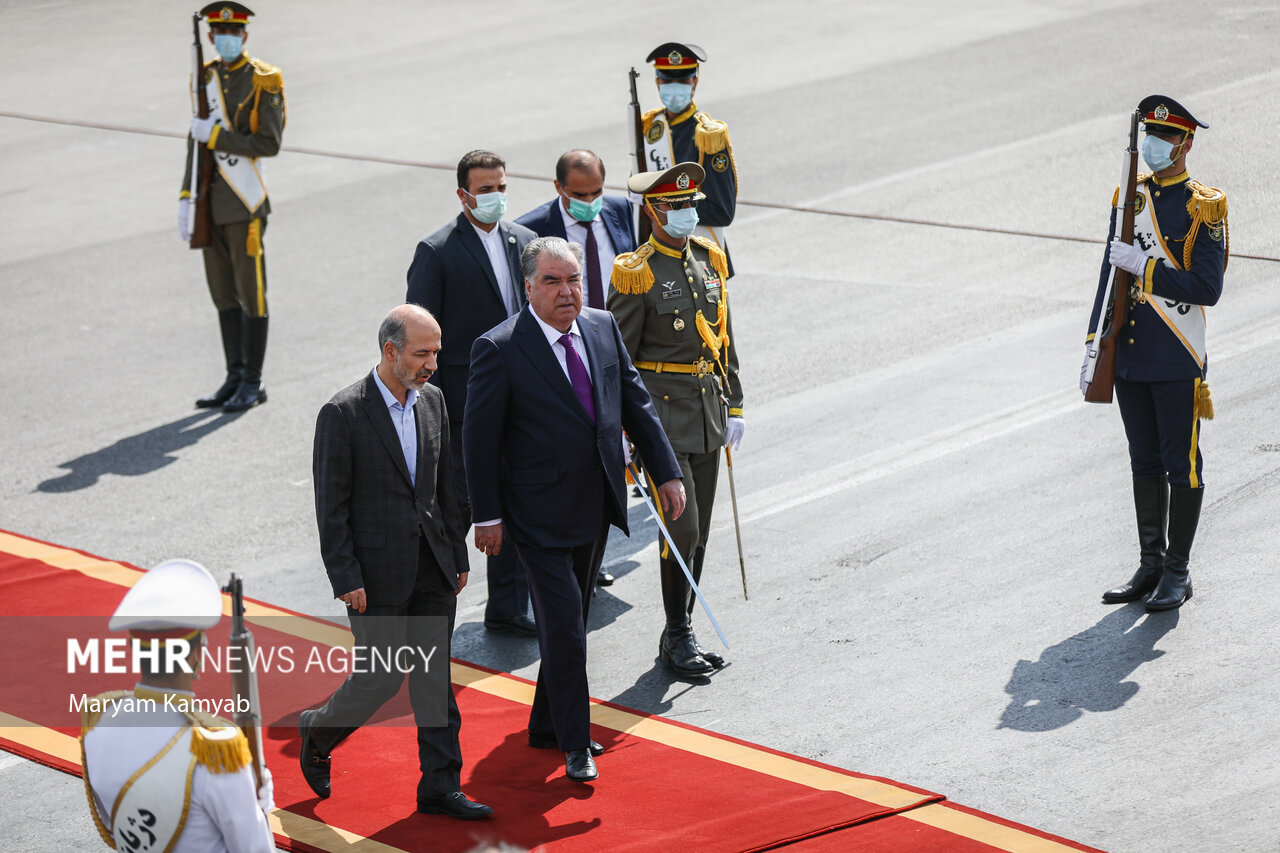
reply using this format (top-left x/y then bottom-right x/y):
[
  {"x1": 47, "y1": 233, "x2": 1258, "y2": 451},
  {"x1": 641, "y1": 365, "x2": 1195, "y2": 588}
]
[
  {"x1": 659, "y1": 556, "x2": 712, "y2": 676},
  {"x1": 1146, "y1": 486, "x2": 1202, "y2": 611},
  {"x1": 1102, "y1": 476, "x2": 1168, "y2": 603},
  {"x1": 225, "y1": 315, "x2": 268, "y2": 412},
  {"x1": 684, "y1": 547, "x2": 725, "y2": 668},
  {"x1": 196, "y1": 308, "x2": 246, "y2": 408}
]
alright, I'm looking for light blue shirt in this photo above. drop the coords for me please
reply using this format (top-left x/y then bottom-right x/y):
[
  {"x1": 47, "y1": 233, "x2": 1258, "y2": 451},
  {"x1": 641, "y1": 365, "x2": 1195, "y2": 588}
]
[{"x1": 372, "y1": 368, "x2": 418, "y2": 486}]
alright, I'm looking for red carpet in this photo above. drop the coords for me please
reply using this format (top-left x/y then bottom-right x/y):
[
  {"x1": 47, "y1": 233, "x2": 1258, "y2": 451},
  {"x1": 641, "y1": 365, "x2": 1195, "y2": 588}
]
[{"x1": 0, "y1": 530, "x2": 1103, "y2": 852}]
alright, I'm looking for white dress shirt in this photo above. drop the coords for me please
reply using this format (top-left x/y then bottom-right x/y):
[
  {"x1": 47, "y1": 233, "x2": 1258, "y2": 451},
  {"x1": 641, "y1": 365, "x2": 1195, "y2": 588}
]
[
  {"x1": 372, "y1": 367, "x2": 418, "y2": 486},
  {"x1": 557, "y1": 200, "x2": 617, "y2": 290},
  {"x1": 470, "y1": 220, "x2": 520, "y2": 316}
]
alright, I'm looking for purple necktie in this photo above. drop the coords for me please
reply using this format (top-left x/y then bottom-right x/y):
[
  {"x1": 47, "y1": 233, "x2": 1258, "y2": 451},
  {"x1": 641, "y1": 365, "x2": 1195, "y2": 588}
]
[
  {"x1": 584, "y1": 223, "x2": 605, "y2": 309},
  {"x1": 559, "y1": 333, "x2": 596, "y2": 422}
]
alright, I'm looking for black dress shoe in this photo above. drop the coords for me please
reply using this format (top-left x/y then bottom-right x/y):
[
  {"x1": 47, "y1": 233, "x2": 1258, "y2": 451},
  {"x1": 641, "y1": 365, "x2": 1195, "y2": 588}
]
[
  {"x1": 565, "y1": 749, "x2": 598, "y2": 782},
  {"x1": 529, "y1": 733, "x2": 603, "y2": 756},
  {"x1": 596, "y1": 571, "x2": 615, "y2": 587},
  {"x1": 484, "y1": 614, "x2": 537, "y2": 637},
  {"x1": 297, "y1": 710, "x2": 331, "y2": 799},
  {"x1": 417, "y1": 791, "x2": 493, "y2": 820}
]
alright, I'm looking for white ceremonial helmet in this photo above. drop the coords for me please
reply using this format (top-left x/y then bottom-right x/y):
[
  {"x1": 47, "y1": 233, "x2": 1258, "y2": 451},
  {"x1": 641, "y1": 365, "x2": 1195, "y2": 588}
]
[{"x1": 108, "y1": 559, "x2": 223, "y2": 638}]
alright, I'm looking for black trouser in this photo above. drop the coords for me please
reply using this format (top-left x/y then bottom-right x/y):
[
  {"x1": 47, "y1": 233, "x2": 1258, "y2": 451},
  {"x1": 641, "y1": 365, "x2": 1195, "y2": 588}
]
[
  {"x1": 518, "y1": 519, "x2": 609, "y2": 751},
  {"x1": 310, "y1": 540, "x2": 462, "y2": 798},
  {"x1": 1115, "y1": 376, "x2": 1205, "y2": 488},
  {"x1": 449, "y1": 418, "x2": 530, "y2": 622}
]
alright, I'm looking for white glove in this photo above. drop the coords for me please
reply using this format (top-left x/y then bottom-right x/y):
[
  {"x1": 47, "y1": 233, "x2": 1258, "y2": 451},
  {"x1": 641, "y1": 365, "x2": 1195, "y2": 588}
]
[
  {"x1": 724, "y1": 416, "x2": 745, "y2": 451},
  {"x1": 178, "y1": 198, "x2": 192, "y2": 243},
  {"x1": 1108, "y1": 240, "x2": 1148, "y2": 276},
  {"x1": 191, "y1": 114, "x2": 218, "y2": 144},
  {"x1": 621, "y1": 434, "x2": 632, "y2": 466},
  {"x1": 1079, "y1": 345, "x2": 1092, "y2": 395},
  {"x1": 257, "y1": 766, "x2": 275, "y2": 813}
]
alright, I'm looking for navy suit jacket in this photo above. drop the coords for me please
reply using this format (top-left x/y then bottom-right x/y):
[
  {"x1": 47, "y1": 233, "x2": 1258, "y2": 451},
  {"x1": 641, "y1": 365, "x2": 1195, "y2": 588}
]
[
  {"x1": 405, "y1": 213, "x2": 537, "y2": 424},
  {"x1": 514, "y1": 195, "x2": 637, "y2": 255},
  {"x1": 462, "y1": 306, "x2": 681, "y2": 549}
]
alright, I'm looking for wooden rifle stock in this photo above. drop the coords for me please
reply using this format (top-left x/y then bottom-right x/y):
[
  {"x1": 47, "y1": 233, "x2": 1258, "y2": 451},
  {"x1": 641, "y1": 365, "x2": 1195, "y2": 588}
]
[
  {"x1": 223, "y1": 574, "x2": 265, "y2": 789},
  {"x1": 1084, "y1": 109, "x2": 1142, "y2": 404},
  {"x1": 189, "y1": 12, "x2": 214, "y2": 249},
  {"x1": 628, "y1": 67, "x2": 652, "y2": 242}
]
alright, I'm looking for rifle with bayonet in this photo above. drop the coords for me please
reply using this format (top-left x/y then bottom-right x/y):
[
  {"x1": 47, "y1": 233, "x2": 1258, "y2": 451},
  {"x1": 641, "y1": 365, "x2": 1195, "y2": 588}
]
[
  {"x1": 187, "y1": 11, "x2": 214, "y2": 249},
  {"x1": 628, "y1": 67, "x2": 652, "y2": 242},
  {"x1": 223, "y1": 574, "x2": 265, "y2": 788},
  {"x1": 1083, "y1": 108, "x2": 1142, "y2": 403}
]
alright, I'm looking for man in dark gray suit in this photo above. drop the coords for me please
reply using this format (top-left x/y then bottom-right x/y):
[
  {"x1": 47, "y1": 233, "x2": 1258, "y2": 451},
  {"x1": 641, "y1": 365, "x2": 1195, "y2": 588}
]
[
  {"x1": 298, "y1": 304, "x2": 491, "y2": 820},
  {"x1": 407, "y1": 150, "x2": 539, "y2": 638},
  {"x1": 464, "y1": 237, "x2": 684, "y2": 783}
]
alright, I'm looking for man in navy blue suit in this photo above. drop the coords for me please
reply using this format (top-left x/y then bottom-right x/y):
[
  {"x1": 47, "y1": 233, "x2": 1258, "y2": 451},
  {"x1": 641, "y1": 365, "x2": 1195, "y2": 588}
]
[
  {"x1": 514, "y1": 150, "x2": 637, "y2": 313},
  {"x1": 407, "y1": 150, "x2": 538, "y2": 638},
  {"x1": 463, "y1": 237, "x2": 683, "y2": 784}
]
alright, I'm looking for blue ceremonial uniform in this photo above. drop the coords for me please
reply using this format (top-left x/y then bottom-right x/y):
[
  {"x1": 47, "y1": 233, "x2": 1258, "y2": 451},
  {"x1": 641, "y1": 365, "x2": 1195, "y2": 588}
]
[{"x1": 1086, "y1": 170, "x2": 1226, "y2": 489}]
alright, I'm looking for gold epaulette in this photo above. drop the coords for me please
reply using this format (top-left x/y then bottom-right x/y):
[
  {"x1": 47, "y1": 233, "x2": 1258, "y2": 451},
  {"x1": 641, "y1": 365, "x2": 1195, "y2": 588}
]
[
  {"x1": 79, "y1": 690, "x2": 132, "y2": 734},
  {"x1": 611, "y1": 244, "x2": 656, "y2": 295},
  {"x1": 690, "y1": 236, "x2": 729, "y2": 282},
  {"x1": 187, "y1": 712, "x2": 251, "y2": 774},
  {"x1": 248, "y1": 58, "x2": 283, "y2": 93},
  {"x1": 641, "y1": 107, "x2": 664, "y2": 132},
  {"x1": 1186, "y1": 180, "x2": 1227, "y2": 224},
  {"x1": 1182, "y1": 180, "x2": 1229, "y2": 270},
  {"x1": 693, "y1": 112, "x2": 731, "y2": 155}
]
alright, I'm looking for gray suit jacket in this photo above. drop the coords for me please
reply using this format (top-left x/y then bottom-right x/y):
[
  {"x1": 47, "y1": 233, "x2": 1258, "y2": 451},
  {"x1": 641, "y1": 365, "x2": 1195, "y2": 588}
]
[{"x1": 313, "y1": 372, "x2": 469, "y2": 604}]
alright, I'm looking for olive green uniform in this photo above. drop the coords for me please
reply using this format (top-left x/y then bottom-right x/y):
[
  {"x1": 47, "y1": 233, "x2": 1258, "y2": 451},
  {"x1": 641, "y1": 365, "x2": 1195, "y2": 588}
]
[
  {"x1": 608, "y1": 235, "x2": 742, "y2": 644},
  {"x1": 181, "y1": 54, "x2": 285, "y2": 318}
]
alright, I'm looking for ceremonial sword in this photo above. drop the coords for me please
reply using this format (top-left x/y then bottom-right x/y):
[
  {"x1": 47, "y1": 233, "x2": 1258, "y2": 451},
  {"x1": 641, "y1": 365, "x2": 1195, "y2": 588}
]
[
  {"x1": 724, "y1": 447, "x2": 748, "y2": 600},
  {"x1": 627, "y1": 462, "x2": 729, "y2": 649}
]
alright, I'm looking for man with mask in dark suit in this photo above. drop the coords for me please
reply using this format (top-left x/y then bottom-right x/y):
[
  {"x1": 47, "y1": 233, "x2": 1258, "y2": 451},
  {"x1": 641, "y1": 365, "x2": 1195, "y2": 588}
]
[
  {"x1": 407, "y1": 150, "x2": 539, "y2": 638},
  {"x1": 300, "y1": 304, "x2": 491, "y2": 820},
  {"x1": 463, "y1": 237, "x2": 684, "y2": 784}
]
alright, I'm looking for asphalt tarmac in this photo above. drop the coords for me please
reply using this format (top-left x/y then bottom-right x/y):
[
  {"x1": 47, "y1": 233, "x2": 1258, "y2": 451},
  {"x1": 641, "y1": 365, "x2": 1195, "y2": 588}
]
[{"x1": 3, "y1": 2, "x2": 1279, "y2": 850}]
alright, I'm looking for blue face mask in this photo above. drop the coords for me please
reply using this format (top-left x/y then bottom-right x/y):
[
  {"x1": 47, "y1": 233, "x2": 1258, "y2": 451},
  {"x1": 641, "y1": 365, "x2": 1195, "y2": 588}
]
[
  {"x1": 564, "y1": 193, "x2": 603, "y2": 223},
  {"x1": 658, "y1": 83, "x2": 693, "y2": 113},
  {"x1": 212, "y1": 33, "x2": 244, "y2": 63},
  {"x1": 1142, "y1": 134, "x2": 1179, "y2": 172},
  {"x1": 661, "y1": 206, "x2": 699, "y2": 239},
  {"x1": 465, "y1": 190, "x2": 507, "y2": 224}
]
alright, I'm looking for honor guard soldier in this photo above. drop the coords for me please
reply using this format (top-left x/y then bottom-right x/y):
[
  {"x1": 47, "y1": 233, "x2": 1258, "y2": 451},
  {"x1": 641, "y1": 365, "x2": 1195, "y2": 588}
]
[
  {"x1": 641, "y1": 42, "x2": 739, "y2": 276},
  {"x1": 80, "y1": 559, "x2": 275, "y2": 852},
  {"x1": 181, "y1": 3, "x2": 285, "y2": 412},
  {"x1": 1086, "y1": 95, "x2": 1226, "y2": 612},
  {"x1": 609, "y1": 163, "x2": 744, "y2": 676}
]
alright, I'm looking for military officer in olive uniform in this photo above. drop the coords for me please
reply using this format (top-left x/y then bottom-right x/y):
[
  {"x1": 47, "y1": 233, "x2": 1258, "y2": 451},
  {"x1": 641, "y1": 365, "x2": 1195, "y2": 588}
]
[
  {"x1": 1084, "y1": 95, "x2": 1227, "y2": 612},
  {"x1": 608, "y1": 163, "x2": 744, "y2": 676},
  {"x1": 640, "y1": 42, "x2": 738, "y2": 276},
  {"x1": 180, "y1": 2, "x2": 285, "y2": 412}
]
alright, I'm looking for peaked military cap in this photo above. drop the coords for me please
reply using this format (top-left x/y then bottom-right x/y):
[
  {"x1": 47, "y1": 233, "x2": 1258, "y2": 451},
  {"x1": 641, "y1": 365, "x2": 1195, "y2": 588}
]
[
  {"x1": 109, "y1": 559, "x2": 223, "y2": 642},
  {"x1": 1138, "y1": 95, "x2": 1208, "y2": 134},
  {"x1": 201, "y1": 2, "x2": 254, "y2": 26},
  {"x1": 647, "y1": 42, "x2": 706, "y2": 79},
  {"x1": 628, "y1": 162, "x2": 707, "y2": 202}
]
